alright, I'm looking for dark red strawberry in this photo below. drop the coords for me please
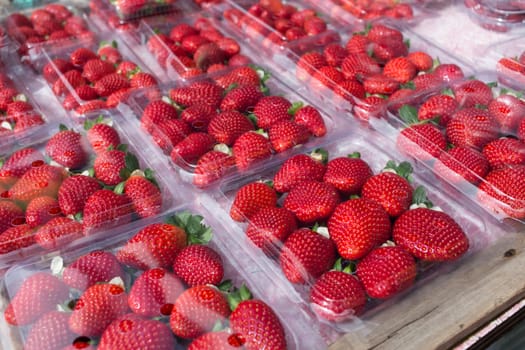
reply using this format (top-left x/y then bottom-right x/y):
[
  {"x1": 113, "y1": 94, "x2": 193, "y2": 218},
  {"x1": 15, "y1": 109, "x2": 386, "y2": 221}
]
[
  {"x1": 478, "y1": 165, "x2": 525, "y2": 218},
  {"x1": 123, "y1": 172, "x2": 163, "y2": 218},
  {"x1": 208, "y1": 110, "x2": 255, "y2": 146},
  {"x1": 169, "y1": 23, "x2": 199, "y2": 42},
  {"x1": 220, "y1": 85, "x2": 264, "y2": 113},
  {"x1": 70, "y1": 48, "x2": 98, "y2": 67},
  {"x1": 417, "y1": 94, "x2": 458, "y2": 126},
  {"x1": 150, "y1": 119, "x2": 192, "y2": 152},
  {"x1": 140, "y1": 100, "x2": 179, "y2": 132},
  {"x1": 363, "y1": 74, "x2": 399, "y2": 95},
  {"x1": 296, "y1": 51, "x2": 327, "y2": 81},
  {"x1": 245, "y1": 206, "x2": 297, "y2": 255},
  {"x1": 63, "y1": 85, "x2": 99, "y2": 110},
  {"x1": 170, "y1": 285, "x2": 230, "y2": 339},
  {"x1": 93, "y1": 149, "x2": 135, "y2": 186},
  {"x1": 82, "y1": 58, "x2": 116, "y2": 83},
  {"x1": 69, "y1": 283, "x2": 129, "y2": 337},
  {"x1": 0, "y1": 201, "x2": 24, "y2": 234},
  {"x1": 52, "y1": 70, "x2": 86, "y2": 96},
  {"x1": 310, "y1": 270, "x2": 366, "y2": 322},
  {"x1": 397, "y1": 122, "x2": 447, "y2": 160},
  {"x1": 34, "y1": 216, "x2": 83, "y2": 250},
  {"x1": 25, "y1": 196, "x2": 61, "y2": 228},
  {"x1": 232, "y1": 131, "x2": 272, "y2": 171},
  {"x1": 173, "y1": 245, "x2": 224, "y2": 286},
  {"x1": 169, "y1": 81, "x2": 224, "y2": 109},
  {"x1": 230, "y1": 182, "x2": 278, "y2": 222},
  {"x1": 8, "y1": 165, "x2": 66, "y2": 202},
  {"x1": 356, "y1": 246, "x2": 417, "y2": 299},
  {"x1": 280, "y1": 228, "x2": 336, "y2": 284},
  {"x1": 214, "y1": 66, "x2": 261, "y2": 89},
  {"x1": 341, "y1": 53, "x2": 381, "y2": 80},
  {"x1": 253, "y1": 96, "x2": 293, "y2": 129},
  {"x1": 446, "y1": 107, "x2": 499, "y2": 150},
  {"x1": 482, "y1": 138, "x2": 525, "y2": 169},
  {"x1": 189, "y1": 331, "x2": 247, "y2": 350},
  {"x1": 171, "y1": 132, "x2": 215, "y2": 164},
  {"x1": 82, "y1": 189, "x2": 133, "y2": 235},
  {"x1": 345, "y1": 34, "x2": 369, "y2": 55},
  {"x1": 0, "y1": 224, "x2": 34, "y2": 254},
  {"x1": 323, "y1": 43, "x2": 348, "y2": 67},
  {"x1": 180, "y1": 103, "x2": 216, "y2": 131},
  {"x1": 94, "y1": 73, "x2": 130, "y2": 97},
  {"x1": 452, "y1": 79, "x2": 493, "y2": 108},
  {"x1": 268, "y1": 119, "x2": 310, "y2": 153},
  {"x1": 383, "y1": 57, "x2": 417, "y2": 84},
  {"x1": 57, "y1": 175, "x2": 101, "y2": 216},
  {"x1": 128, "y1": 268, "x2": 185, "y2": 317},
  {"x1": 63, "y1": 250, "x2": 125, "y2": 292},
  {"x1": 284, "y1": 180, "x2": 340, "y2": 223},
  {"x1": 4, "y1": 272, "x2": 69, "y2": 326},
  {"x1": 328, "y1": 198, "x2": 391, "y2": 260},
  {"x1": 193, "y1": 42, "x2": 227, "y2": 71},
  {"x1": 46, "y1": 129, "x2": 88, "y2": 169},
  {"x1": 293, "y1": 105, "x2": 327, "y2": 137},
  {"x1": 24, "y1": 311, "x2": 76, "y2": 350},
  {"x1": 323, "y1": 154, "x2": 373, "y2": 195}
]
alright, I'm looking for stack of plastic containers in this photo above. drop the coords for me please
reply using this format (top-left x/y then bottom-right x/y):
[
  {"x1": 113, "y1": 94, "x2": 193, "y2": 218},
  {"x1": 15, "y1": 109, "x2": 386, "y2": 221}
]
[{"x1": 0, "y1": 0, "x2": 521, "y2": 349}]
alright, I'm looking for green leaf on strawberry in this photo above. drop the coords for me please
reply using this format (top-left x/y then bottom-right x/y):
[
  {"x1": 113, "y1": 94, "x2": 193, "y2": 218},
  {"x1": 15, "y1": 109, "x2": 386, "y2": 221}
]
[
  {"x1": 143, "y1": 168, "x2": 159, "y2": 188},
  {"x1": 287, "y1": 101, "x2": 304, "y2": 116},
  {"x1": 125, "y1": 153, "x2": 140, "y2": 172},
  {"x1": 83, "y1": 115, "x2": 106, "y2": 131},
  {"x1": 384, "y1": 160, "x2": 413, "y2": 181},
  {"x1": 165, "y1": 211, "x2": 212, "y2": 245},
  {"x1": 116, "y1": 144, "x2": 128, "y2": 152},
  {"x1": 412, "y1": 186, "x2": 433, "y2": 208},
  {"x1": 399, "y1": 105, "x2": 419, "y2": 124},
  {"x1": 227, "y1": 284, "x2": 253, "y2": 311},
  {"x1": 400, "y1": 81, "x2": 415, "y2": 90},
  {"x1": 59, "y1": 124, "x2": 69, "y2": 131}
]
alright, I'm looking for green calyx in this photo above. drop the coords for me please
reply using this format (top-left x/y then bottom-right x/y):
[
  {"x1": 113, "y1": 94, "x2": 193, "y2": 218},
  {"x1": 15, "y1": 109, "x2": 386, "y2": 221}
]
[
  {"x1": 226, "y1": 284, "x2": 253, "y2": 311},
  {"x1": 165, "y1": 211, "x2": 212, "y2": 245},
  {"x1": 384, "y1": 160, "x2": 413, "y2": 181},
  {"x1": 310, "y1": 148, "x2": 329, "y2": 164},
  {"x1": 288, "y1": 101, "x2": 304, "y2": 116},
  {"x1": 83, "y1": 115, "x2": 106, "y2": 131},
  {"x1": 118, "y1": 150, "x2": 140, "y2": 181},
  {"x1": 333, "y1": 257, "x2": 356, "y2": 274},
  {"x1": 412, "y1": 186, "x2": 433, "y2": 208},
  {"x1": 348, "y1": 152, "x2": 361, "y2": 159},
  {"x1": 398, "y1": 105, "x2": 419, "y2": 125}
]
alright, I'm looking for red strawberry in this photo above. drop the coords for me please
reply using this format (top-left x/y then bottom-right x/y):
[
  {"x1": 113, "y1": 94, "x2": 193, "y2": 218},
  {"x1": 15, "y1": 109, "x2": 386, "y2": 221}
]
[
  {"x1": 245, "y1": 206, "x2": 297, "y2": 255},
  {"x1": 363, "y1": 74, "x2": 399, "y2": 95},
  {"x1": 0, "y1": 224, "x2": 34, "y2": 254},
  {"x1": 94, "y1": 73, "x2": 130, "y2": 97},
  {"x1": 273, "y1": 153, "x2": 326, "y2": 193},
  {"x1": 169, "y1": 23, "x2": 199, "y2": 42},
  {"x1": 253, "y1": 96, "x2": 292, "y2": 129},
  {"x1": 69, "y1": 283, "x2": 129, "y2": 337},
  {"x1": 86, "y1": 122, "x2": 120, "y2": 154},
  {"x1": 193, "y1": 43, "x2": 228, "y2": 71},
  {"x1": 130, "y1": 72, "x2": 158, "y2": 89},
  {"x1": 334, "y1": 79, "x2": 366, "y2": 104},
  {"x1": 63, "y1": 85, "x2": 99, "y2": 110},
  {"x1": 412, "y1": 72, "x2": 442, "y2": 92},
  {"x1": 4, "y1": 272, "x2": 69, "y2": 326},
  {"x1": 230, "y1": 182, "x2": 278, "y2": 222},
  {"x1": 232, "y1": 131, "x2": 273, "y2": 171},
  {"x1": 228, "y1": 53, "x2": 251, "y2": 67},
  {"x1": 268, "y1": 119, "x2": 310, "y2": 152},
  {"x1": 189, "y1": 331, "x2": 247, "y2": 350},
  {"x1": 394, "y1": 208, "x2": 469, "y2": 261},
  {"x1": 25, "y1": 196, "x2": 61, "y2": 228},
  {"x1": 63, "y1": 250, "x2": 125, "y2": 292},
  {"x1": 34, "y1": 216, "x2": 83, "y2": 250},
  {"x1": 75, "y1": 100, "x2": 107, "y2": 115},
  {"x1": 446, "y1": 107, "x2": 499, "y2": 150},
  {"x1": 0, "y1": 87, "x2": 18, "y2": 110},
  {"x1": 229, "y1": 299, "x2": 287, "y2": 350},
  {"x1": 453, "y1": 79, "x2": 493, "y2": 108},
  {"x1": 58, "y1": 175, "x2": 102, "y2": 215},
  {"x1": 214, "y1": 66, "x2": 261, "y2": 89},
  {"x1": 361, "y1": 168, "x2": 413, "y2": 217},
  {"x1": 116, "y1": 60, "x2": 139, "y2": 76},
  {"x1": 296, "y1": 51, "x2": 327, "y2": 81},
  {"x1": 483, "y1": 138, "x2": 525, "y2": 169},
  {"x1": 46, "y1": 129, "x2": 88, "y2": 169},
  {"x1": 341, "y1": 53, "x2": 381, "y2": 80},
  {"x1": 310, "y1": 66, "x2": 345, "y2": 90},
  {"x1": 0, "y1": 147, "x2": 45, "y2": 187},
  {"x1": 478, "y1": 165, "x2": 525, "y2": 218},
  {"x1": 123, "y1": 173, "x2": 163, "y2": 218},
  {"x1": 220, "y1": 85, "x2": 264, "y2": 113},
  {"x1": 169, "y1": 81, "x2": 224, "y2": 109},
  {"x1": 193, "y1": 150, "x2": 235, "y2": 187},
  {"x1": 323, "y1": 43, "x2": 348, "y2": 67},
  {"x1": 406, "y1": 51, "x2": 433, "y2": 71},
  {"x1": 173, "y1": 245, "x2": 224, "y2": 286},
  {"x1": 99, "y1": 313, "x2": 176, "y2": 349},
  {"x1": 140, "y1": 100, "x2": 179, "y2": 132},
  {"x1": 434, "y1": 146, "x2": 490, "y2": 185},
  {"x1": 24, "y1": 311, "x2": 76, "y2": 350},
  {"x1": 497, "y1": 57, "x2": 525, "y2": 74},
  {"x1": 107, "y1": 88, "x2": 131, "y2": 107},
  {"x1": 417, "y1": 94, "x2": 459, "y2": 126},
  {"x1": 6, "y1": 101, "x2": 33, "y2": 116},
  {"x1": 397, "y1": 123, "x2": 447, "y2": 160},
  {"x1": 217, "y1": 37, "x2": 240, "y2": 57},
  {"x1": 283, "y1": 180, "x2": 340, "y2": 223},
  {"x1": 208, "y1": 110, "x2": 255, "y2": 146},
  {"x1": 42, "y1": 57, "x2": 74, "y2": 82},
  {"x1": 345, "y1": 34, "x2": 369, "y2": 55},
  {"x1": 98, "y1": 42, "x2": 122, "y2": 65},
  {"x1": 8, "y1": 165, "x2": 66, "y2": 202},
  {"x1": 44, "y1": 4, "x2": 72, "y2": 20},
  {"x1": 13, "y1": 112, "x2": 44, "y2": 133},
  {"x1": 280, "y1": 228, "x2": 336, "y2": 284},
  {"x1": 383, "y1": 57, "x2": 417, "y2": 84},
  {"x1": 115, "y1": 0, "x2": 147, "y2": 15},
  {"x1": 180, "y1": 103, "x2": 216, "y2": 131},
  {"x1": 52, "y1": 70, "x2": 86, "y2": 96},
  {"x1": 323, "y1": 154, "x2": 373, "y2": 195},
  {"x1": 293, "y1": 105, "x2": 326, "y2": 137},
  {"x1": 128, "y1": 268, "x2": 185, "y2": 317},
  {"x1": 82, "y1": 58, "x2": 116, "y2": 83},
  {"x1": 434, "y1": 63, "x2": 464, "y2": 83},
  {"x1": 310, "y1": 270, "x2": 366, "y2": 322},
  {"x1": 171, "y1": 132, "x2": 215, "y2": 164},
  {"x1": 0, "y1": 201, "x2": 24, "y2": 234},
  {"x1": 181, "y1": 35, "x2": 210, "y2": 55},
  {"x1": 356, "y1": 246, "x2": 416, "y2": 299},
  {"x1": 116, "y1": 222, "x2": 187, "y2": 270},
  {"x1": 82, "y1": 189, "x2": 133, "y2": 235},
  {"x1": 328, "y1": 198, "x2": 391, "y2": 260},
  {"x1": 170, "y1": 285, "x2": 230, "y2": 339},
  {"x1": 150, "y1": 119, "x2": 192, "y2": 152},
  {"x1": 70, "y1": 48, "x2": 98, "y2": 67},
  {"x1": 488, "y1": 94, "x2": 525, "y2": 134},
  {"x1": 93, "y1": 149, "x2": 130, "y2": 186}
]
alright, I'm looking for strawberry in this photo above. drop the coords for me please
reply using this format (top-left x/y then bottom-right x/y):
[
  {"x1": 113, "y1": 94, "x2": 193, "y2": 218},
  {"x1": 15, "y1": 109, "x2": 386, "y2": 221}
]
[
  {"x1": 53, "y1": 70, "x2": 86, "y2": 96},
  {"x1": 150, "y1": 119, "x2": 192, "y2": 152},
  {"x1": 434, "y1": 146, "x2": 490, "y2": 185},
  {"x1": 44, "y1": 4, "x2": 72, "y2": 21},
  {"x1": 434, "y1": 63, "x2": 465, "y2": 83},
  {"x1": 4, "y1": 272, "x2": 69, "y2": 326},
  {"x1": 130, "y1": 72, "x2": 158, "y2": 89},
  {"x1": 230, "y1": 181, "x2": 278, "y2": 222},
  {"x1": 229, "y1": 299, "x2": 287, "y2": 350},
  {"x1": 6, "y1": 101, "x2": 33, "y2": 116},
  {"x1": 497, "y1": 57, "x2": 525, "y2": 74},
  {"x1": 0, "y1": 224, "x2": 34, "y2": 254},
  {"x1": 293, "y1": 105, "x2": 327, "y2": 137},
  {"x1": 13, "y1": 112, "x2": 44, "y2": 133},
  {"x1": 25, "y1": 196, "x2": 61, "y2": 228},
  {"x1": 123, "y1": 172, "x2": 163, "y2": 218},
  {"x1": 34, "y1": 216, "x2": 83, "y2": 250},
  {"x1": 363, "y1": 74, "x2": 399, "y2": 95},
  {"x1": 181, "y1": 35, "x2": 210, "y2": 55},
  {"x1": 193, "y1": 150, "x2": 235, "y2": 187},
  {"x1": 75, "y1": 100, "x2": 107, "y2": 115},
  {"x1": 232, "y1": 131, "x2": 273, "y2": 170},
  {"x1": 69, "y1": 283, "x2": 129, "y2": 337},
  {"x1": 0, "y1": 87, "x2": 18, "y2": 110},
  {"x1": 217, "y1": 37, "x2": 240, "y2": 57},
  {"x1": 99, "y1": 313, "x2": 176, "y2": 349},
  {"x1": 82, "y1": 58, "x2": 116, "y2": 83},
  {"x1": 58, "y1": 175, "x2": 101, "y2": 216},
  {"x1": 310, "y1": 270, "x2": 366, "y2": 322},
  {"x1": 345, "y1": 34, "x2": 369, "y2": 55},
  {"x1": 446, "y1": 107, "x2": 499, "y2": 150},
  {"x1": 228, "y1": 53, "x2": 252, "y2": 67},
  {"x1": 383, "y1": 57, "x2": 417, "y2": 84},
  {"x1": 333, "y1": 79, "x2": 366, "y2": 103},
  {"x1": 323, "y1": 43, "x2": 348, "y2": 67},
  {"x1": 482, "y1": 138, "x2": 525, "y2": 169},
  {"x1": 63, "y1": 85, "x2": 99, "y2": 110},
  {"x1": 0, "y1": 201, "x2": 24, "y2": 234},
  {"x1": 98, "y1": 42, "x2": 122, "y2": 65},
  {"x1": 169, "y1": 81, "x2": 224, "y2": 109},
  {"x1": 341, "y1": 53, "x2": 381, "y2": 80},
  {"x1": 140, "y1": 100, "x2": 179, "y2": 132},
  {"x1": 169, "y1": 23, "x2": 199, "y2": 42},
  {"x1": 397, "y1": 122, "x2": 447, "y2": 160},
  {"x1": 193, "y1": 42, "x2": 228, "y2": 71},
  {"x1": 273, "y1": 153, "x2": 326, "y2": 193},
  {"x1": 394, "y1": 208, "x2": 468, "y2": 261},
  {"x1": 417, "y1": 94, "x2": 459, "y2": 126},
  {"x1": 412, "y1": 72, "x2": 442, "y2": 92},
  {"x1": 85, "y1": 122, "x2": 121, "y2": 154},
  {"x1": 488, "y1": 94, "x2": 525, "y2": 134},
  {"x1": 170, "y1": 285, "x2": 230, "y2": 339},
  {"x1": 323, "y1": 153, "x2": 373, "y2": 195},
  {"x1": 94, "y1": 148, "x2": 138, "y2": 186},
  {"x1": 478, "y1": 165, "x2": 525, "y2": 218},
  {"x1": 94, "y1": 73, "x2": 130, "y2": 97},
  {"x1": 189, "y1": 331, "x2": 247, "y2": 350},
  {"x1": 220, "y1": 85, "x2": 264, "y2": 113},
  {"x1": 208, "y1": 110, "x2": 255, "y2": 146},
  {"x1": 214, "y1": 66, "x2": 261, "y2": 89},
  {"x1": 180, "y1": 103, "x2": 216, "y2": 131},
  {"x1": 171, "y1": 132, "x2": 215, "y2": 164},
  {"x1": 253, "y1": 96, "x2": 292, "y2": 129},
  {"x1": 82, "y1": 189, "x2": 133, "y2": 235},
  {"x1": 116, "y1": 60, "x2": 139, "y2": 76},
  {"x1": 310, "y1": 66, "x2": 345, "y2": 90},
  {"x1": 280, "y1": 228, "x2": 336, "y2": 284},
  {"x1": 283, "y1": 180, "x2": 340, "y2": 224},
  {"x1": 296, "y1": 51, "x2": 327, "y2": 81},
  {"x1": 8, "y1": 165, "x2": 66, "y2": 202},
  {"x1": 63, "y1": 250, "x2": 124, "y2": 292},
  {"x1": 24, "y1": 311, "x2": 76, "y2": 350},
  {"x1": 116, "y1": 220, "x2": 188, "y2": 270},
  {"x1": 452, "y1": 79, "x2": 493, "y2": 108},
  {"x1": 128, "y1": 268, "x2": 185, "y2": 317},
  {"x1": 173, "y1": 245, "x2": 224, "y2": 286},
  {"x1": 328, "y1": 198, "x2": 391, "y2": 260},
  {"x1": 406, "y1": 51, "x2": 433, "y2": 71},
  {"x1": 268, "y1": 119, "x2": 310, "y2": 152},
  {"x1": 46, "y1": 129, "x2": 88, "y2": 169},
  {"x1": 70, "y1": 48, "x2": 98, "y2": 67},
  {"x1": 356, "y1": 246, "x2": 417, "y2": 299},
  {"x1": 245, "y1": 206, "x2": 297, "y2": 255}
]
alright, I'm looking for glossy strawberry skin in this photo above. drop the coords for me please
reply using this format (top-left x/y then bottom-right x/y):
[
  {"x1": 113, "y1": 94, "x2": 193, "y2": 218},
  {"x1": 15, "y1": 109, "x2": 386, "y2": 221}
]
[
  {"x1": 25, "y1": 195, "x2": 60, "y2": 228},
  {"x1": 93, "y1": 149, "x2": 127, "y2": 186},
  {"x1": 482, "y1": 138, "x2": 525, "y2": 169},
  {"x1": 57, "y1": 175, "x2": 102, "y2": 216},
  {"x1": 173, "y1": 245, "x2": 224, "y2": 287},
  {"x1": 446, "y1": 108, "x2": 499, "y2": 150},
  {"x1": 82, "y1": 189, "x2": 133, "y2": 236},
  {"x1": 87, "y1": 123, "x2": 121, "y2": 154},
  {"x1": 268, "y1": 119, "x2": 310, "y2": 153},
  {"x1": 171, "y1": 132, "x2": 215, "y2": 165},
  {"x1": 208, "y1": 110, "x2": 255, "y2": 146},
  {"x1": 397, "y1": 123, "x2": 447, "y2": 161},
  {"x1": 24, "y1": 311, "x2": 77, "y2": 350},
  {"x1": 193, "y1": 151, "x2": 236, "y2": 188},
  {"x1": 7, "y1": 165, "x2": 66, "y2": 203},
  {"x1": 124, "y1": 175, "x2": 162, "y2": 218},
  {"x1": 34, "y1": 216, "x2": 83, "y2": 250},
  {"x1": 283, "y1": 180, "x2": 340, "y2": 224},
  {"x1": 0, "y1": 223, "x2": 35, "y2": 254},
  {"x1": 434, "y1": 146, "x2": 490, "y2": 185},
  {"x1": 45, "y1": 130, "x2": 88, "y2": 169},
  {"x1": 233, "y1": 131, "x2": 273, "y2": 171},
  {"x1": 0, "y1": 147, "x2": 45, "y2": 187},
  {"x1": 294, "y1": 105, "x2": 327, "y2": 137},
  {"x1": 273, "y1": 154, "x2": 326, "y2": 193},
  {"x1": 323, "y1": 156, "x2": 373, "y2": 195},
  {"x1": 253, "y1": 96, "x2": 292, "y2": 129},
  {"x1": 361, "y1": 172, "x2": 413, "y2": 217},
  {"x1": 0, "y1": 201, "x2": 24, "y2": 234},
  {"x1": 230, "y1": 182, "x2": 278, "y2": 222}
]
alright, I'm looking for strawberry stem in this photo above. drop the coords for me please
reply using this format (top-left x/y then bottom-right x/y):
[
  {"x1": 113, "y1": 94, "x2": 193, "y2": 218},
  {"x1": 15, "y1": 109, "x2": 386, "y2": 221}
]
[
  {"x1": 398, "y1": 105, "x2": 419, "y2": 125},
  {"x1": 287, "y1": 101, "x2": 304, "y2": 116},
  {"x1": 384, "y1": 160, "x2": 413, "y2": 181},
  {"x1": 310, "y1": 148, "x2": 329, "y2": 163},
  {"x1": 412, "y1": 186, "x2": 433, "y2": 208},
  {"x1": 165, "y1": 211, "x2": 213, "y2": 245}
]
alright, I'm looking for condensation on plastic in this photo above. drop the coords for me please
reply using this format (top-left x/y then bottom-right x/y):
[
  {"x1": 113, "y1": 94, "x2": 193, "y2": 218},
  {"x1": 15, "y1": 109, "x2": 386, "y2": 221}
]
[{"x1": 0, "y1": 205, "x2": 327, "y2": 350}]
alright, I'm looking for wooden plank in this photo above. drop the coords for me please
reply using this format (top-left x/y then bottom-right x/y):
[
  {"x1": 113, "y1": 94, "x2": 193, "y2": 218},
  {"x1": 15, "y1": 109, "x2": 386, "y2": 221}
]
[{"x1": 329, "y1": 232, "x2": 525, "y2": 350}]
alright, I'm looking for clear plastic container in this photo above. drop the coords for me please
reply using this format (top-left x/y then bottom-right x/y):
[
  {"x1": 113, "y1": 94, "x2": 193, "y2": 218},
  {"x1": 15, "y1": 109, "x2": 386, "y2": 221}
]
[
  {"x1": 0, "y1": 111, "x2": 175, "y2": 275},
  {"x1": 464, "y1": 0, "x2": 525, "y2": 32},
  {"x1": 121, "y1": 65, "x2": 348, "y2": 188},
  {"x1": 373, "y1": 70, "x2": 525, "y2": 223},
  {"x1": 88, "y1": 0, "x2": 194, "y2": 23},
  {"x1": 0, "y1": 206, "x2": 327, "y2": 349},
  {"x1": 204, "y1": 131, "x2": 503, "y2": 338},
  {"x1": 481, "y1": 35, "x2": 525, "y2": 90}
]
